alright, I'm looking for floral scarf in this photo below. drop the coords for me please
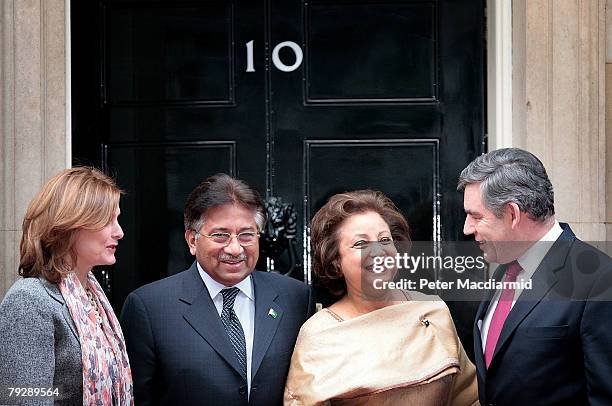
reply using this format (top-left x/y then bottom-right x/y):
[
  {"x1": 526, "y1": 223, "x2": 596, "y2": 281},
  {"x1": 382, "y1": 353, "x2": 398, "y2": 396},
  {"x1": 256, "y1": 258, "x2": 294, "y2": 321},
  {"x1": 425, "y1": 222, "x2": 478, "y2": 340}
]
[{"x1": 59, "y1": 272, "x2": 133, "y2": 405}]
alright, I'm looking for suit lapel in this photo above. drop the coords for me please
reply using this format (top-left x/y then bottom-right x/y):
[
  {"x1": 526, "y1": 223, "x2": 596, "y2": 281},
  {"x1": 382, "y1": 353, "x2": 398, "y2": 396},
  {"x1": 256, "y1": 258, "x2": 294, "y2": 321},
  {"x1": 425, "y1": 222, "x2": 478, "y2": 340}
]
[
  {"x1": 473, "y1": 310, "x2": 486, "y2": 383},
  {"x1": 181, "y1": 263, "x2": 247, "y2": 380},
  {"x1": 488, "y1": 225, "x2": 576, "y2": 370},
  {"x1": 488, "y1": 264, "x2": 558, "y2": 369},
  {"x1": 61, "y1": 305, "x2": 80, "y2": 342},
  {"x1": 250, "y1": 272, "x2": 283, "y2": 380},
  {"x1": 41, "y1": 278, "x2": 80, "y2": 342}
]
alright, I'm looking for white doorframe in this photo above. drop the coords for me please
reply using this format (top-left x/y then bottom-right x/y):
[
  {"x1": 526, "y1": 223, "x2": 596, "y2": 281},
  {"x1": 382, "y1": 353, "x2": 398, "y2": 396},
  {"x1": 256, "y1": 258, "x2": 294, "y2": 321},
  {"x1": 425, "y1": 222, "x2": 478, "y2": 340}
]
[{"x1": 487, "y1": 0, "x2": 513, "y2": 150}]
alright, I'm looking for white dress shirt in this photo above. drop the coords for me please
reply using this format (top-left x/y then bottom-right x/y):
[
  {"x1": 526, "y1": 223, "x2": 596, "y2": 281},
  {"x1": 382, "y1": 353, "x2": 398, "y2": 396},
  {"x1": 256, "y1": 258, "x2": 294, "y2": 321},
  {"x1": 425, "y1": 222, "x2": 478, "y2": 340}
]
[
  {"x1": 480, "y1": 220, "x2": 564, "y2": 350},
  {"x1": 198, "y1": 262, "x2": 255, "y2": 394}
]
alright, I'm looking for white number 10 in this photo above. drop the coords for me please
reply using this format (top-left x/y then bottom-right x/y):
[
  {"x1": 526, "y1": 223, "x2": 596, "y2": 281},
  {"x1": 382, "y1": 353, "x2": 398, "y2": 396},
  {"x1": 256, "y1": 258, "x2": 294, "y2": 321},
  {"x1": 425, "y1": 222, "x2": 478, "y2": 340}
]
[{"x1": 245, "y1": 40, "x2": 303, "y2": 73}]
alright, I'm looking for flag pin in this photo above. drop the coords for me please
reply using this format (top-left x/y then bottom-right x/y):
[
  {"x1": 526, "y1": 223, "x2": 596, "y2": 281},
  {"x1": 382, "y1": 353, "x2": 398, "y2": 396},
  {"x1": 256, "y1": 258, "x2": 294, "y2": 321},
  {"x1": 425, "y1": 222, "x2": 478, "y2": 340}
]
[{"x1": 268, "y1": 308, "x2": 278, "y2": 319}]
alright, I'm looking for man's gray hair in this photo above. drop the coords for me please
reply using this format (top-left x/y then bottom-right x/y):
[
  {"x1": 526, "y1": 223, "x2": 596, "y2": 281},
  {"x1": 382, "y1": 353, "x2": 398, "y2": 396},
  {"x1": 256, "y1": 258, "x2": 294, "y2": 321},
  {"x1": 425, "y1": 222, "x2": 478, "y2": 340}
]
[{"x1": 457, "y1": 148, "x2": 555, "y2": 221}]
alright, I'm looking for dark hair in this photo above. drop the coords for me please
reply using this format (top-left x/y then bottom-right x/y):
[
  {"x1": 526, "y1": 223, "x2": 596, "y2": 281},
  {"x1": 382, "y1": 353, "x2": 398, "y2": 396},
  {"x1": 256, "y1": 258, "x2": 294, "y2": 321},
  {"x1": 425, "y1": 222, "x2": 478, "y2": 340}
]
[
  {"x1": 457, "y1": 148, "x2": 555, "y2": 221},
  {"x1": 310, "y1": 190, "x2": 410, "y2": 297},
  {"x1": 184, "y1": 173, "x2": 266, "y2": 232},
  {"x1": 19, "y1": 167, "x2": 123, "y2": 283}
]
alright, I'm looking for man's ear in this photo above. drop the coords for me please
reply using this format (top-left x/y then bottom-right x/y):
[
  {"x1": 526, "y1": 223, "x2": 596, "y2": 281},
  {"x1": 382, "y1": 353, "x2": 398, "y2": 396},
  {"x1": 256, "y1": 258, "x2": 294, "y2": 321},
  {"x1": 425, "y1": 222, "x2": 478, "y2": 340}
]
[
  {"x1": 507, "y1": 202, "x2": 522, "y2": 228},
  {"x1": 185, "y1": 229, "x2": 197, "y2": 256}
]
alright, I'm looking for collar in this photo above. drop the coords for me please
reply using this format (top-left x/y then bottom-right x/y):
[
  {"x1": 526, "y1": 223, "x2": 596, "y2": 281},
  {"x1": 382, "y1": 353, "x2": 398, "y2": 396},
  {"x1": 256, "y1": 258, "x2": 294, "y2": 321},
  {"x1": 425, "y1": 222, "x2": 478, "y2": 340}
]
[
  {"x1": 40, "y1": 277, "x2": 65, "y2": 304},
  {"x1": 516, "y1": 220, "x2": 563, "y2": 278},
  {"x1": 197, "y1": 262, "x2": 254, "y2": 302}
]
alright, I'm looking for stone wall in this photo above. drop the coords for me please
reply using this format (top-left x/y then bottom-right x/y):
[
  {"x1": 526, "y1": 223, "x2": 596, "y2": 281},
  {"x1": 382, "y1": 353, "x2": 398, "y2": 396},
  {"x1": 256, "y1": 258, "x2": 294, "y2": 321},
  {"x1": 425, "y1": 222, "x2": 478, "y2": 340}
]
[
  {"x1": 0, "y1": 0, "x2": 68, "y2": 297},
  {"x1": 513, "y1": 0, "x2": 608, "y2": 241},
  {"x1": 607, "y1": 0, "x2": 612, "y2": 241}
]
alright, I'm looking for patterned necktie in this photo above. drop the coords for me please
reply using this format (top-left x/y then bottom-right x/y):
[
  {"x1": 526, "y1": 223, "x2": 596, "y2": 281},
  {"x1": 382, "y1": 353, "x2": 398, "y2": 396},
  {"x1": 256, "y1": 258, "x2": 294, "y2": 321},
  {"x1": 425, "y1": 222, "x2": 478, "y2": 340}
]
[
  {"x1": 484, "y1": 261, "x2": 522, "y2": 368},
  {"x1": 221, "y1": 287, "x2": 247, "y2": 379}
]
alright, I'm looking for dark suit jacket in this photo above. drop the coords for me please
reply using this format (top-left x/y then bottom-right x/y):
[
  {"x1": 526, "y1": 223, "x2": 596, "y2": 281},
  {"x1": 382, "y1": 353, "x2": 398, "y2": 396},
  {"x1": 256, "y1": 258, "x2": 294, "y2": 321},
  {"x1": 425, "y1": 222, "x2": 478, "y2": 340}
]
[
  {"x1": 120, "y1": 262, "x2": 313, "y2": 406},
  {"x1": 473, "y1": 224, "x2": 612, "y2": 406}
]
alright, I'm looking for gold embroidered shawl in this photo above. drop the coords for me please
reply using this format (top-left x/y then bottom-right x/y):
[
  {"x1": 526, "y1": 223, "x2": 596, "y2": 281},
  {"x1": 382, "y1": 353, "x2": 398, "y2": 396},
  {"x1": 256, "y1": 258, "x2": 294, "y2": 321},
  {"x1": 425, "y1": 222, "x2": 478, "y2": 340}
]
[{"x1": 284, "y1": 298, "x2": 478, "y2": 406}]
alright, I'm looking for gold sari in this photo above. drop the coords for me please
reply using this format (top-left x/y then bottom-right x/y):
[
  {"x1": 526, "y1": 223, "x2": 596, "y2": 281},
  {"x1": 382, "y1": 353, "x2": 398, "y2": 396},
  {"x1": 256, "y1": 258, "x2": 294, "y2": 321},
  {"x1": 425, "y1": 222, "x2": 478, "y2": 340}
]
[{"x1": 284, "y1": 295, "x2": 478, "y2": 406}]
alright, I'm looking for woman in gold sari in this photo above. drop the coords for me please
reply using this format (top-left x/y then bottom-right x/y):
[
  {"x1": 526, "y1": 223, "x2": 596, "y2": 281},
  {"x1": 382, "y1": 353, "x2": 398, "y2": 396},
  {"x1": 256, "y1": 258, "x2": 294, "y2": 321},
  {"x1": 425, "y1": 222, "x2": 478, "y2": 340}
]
[{"x1": 284, "y1": 190, "x2": 478, "y2": 405}]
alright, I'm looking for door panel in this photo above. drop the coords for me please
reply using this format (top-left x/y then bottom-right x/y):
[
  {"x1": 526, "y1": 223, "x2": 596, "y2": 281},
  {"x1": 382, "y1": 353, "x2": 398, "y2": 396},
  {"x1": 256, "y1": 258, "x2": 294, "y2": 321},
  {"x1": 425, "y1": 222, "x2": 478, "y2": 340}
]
[
  {"x1": 303, "y1": 139, "x2": 439, "y2": 279},
  {"x1": 104, "y1": 141, "x2": 236, "y2": 302},
  {"x1": 305, "y1": 2, "x2": 437, "y2": 102},
  {"x1": 107, "y1": 3, "x2": 234, "y2": 104}
]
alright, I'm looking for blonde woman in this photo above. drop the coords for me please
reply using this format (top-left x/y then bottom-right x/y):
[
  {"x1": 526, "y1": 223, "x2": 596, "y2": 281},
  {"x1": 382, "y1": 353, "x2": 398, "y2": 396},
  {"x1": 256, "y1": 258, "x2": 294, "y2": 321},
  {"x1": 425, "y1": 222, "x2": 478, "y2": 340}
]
[{"x1": 0, "y1": 167, "x2": 133, "y2": 405}]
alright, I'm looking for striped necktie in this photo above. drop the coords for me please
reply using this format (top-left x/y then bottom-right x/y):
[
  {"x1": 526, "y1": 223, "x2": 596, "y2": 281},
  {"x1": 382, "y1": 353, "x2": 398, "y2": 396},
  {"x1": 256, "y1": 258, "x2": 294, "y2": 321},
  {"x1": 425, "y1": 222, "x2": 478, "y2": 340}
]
[{"x1": 221, "y1": 287, "x2": 247, "y2": 379}]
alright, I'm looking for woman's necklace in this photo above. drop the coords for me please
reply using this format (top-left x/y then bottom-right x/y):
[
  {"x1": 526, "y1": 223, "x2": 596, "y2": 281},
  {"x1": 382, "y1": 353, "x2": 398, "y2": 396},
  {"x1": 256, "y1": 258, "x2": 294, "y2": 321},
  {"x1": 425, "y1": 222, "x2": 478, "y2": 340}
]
[{"x1": 85, "y1": 288, "x2": 102, "y2": 325}]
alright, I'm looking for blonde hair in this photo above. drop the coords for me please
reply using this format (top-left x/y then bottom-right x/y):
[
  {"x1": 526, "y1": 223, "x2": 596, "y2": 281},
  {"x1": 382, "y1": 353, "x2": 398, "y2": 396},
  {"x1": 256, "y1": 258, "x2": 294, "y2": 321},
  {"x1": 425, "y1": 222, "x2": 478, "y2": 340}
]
[{"x1": 19, "y1": 167, "x2": 123, "y2": 283}]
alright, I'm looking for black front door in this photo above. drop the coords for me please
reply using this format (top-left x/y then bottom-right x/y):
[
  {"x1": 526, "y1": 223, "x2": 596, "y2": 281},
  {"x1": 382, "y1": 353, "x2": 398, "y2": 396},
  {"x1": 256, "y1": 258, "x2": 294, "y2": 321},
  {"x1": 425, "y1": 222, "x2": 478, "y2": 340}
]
[{"x1": 72, "y1": 0, "x2": 484, "y2": 347}]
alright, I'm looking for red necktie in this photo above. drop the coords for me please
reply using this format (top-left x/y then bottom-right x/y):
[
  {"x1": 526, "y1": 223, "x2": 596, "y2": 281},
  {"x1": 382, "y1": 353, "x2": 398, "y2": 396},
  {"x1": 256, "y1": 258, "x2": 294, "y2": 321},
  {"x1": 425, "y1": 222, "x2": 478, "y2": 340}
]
[{"x1": 484, "y1": 261, "x2": 522, "y2": 368}]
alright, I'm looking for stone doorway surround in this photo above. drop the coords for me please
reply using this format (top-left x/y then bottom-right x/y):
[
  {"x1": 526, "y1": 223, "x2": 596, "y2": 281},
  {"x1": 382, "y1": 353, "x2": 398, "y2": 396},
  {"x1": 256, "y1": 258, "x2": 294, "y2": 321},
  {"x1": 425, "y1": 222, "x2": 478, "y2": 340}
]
[
  {"x1": 1, "y1": 0, "x2": 70, "y2": 296},
  {"x1": 1, "y1": 0, "x2": 611, "y2": 297},
  {"x1": 509, "y1": 0, "x2": 609, "y2": 242}
]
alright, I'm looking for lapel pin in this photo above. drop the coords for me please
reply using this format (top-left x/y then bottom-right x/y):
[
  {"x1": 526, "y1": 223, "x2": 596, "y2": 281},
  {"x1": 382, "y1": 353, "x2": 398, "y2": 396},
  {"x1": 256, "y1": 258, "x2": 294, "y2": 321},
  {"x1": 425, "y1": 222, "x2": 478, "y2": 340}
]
[{"x1": 268, "y1": 308, "x2": 278, "y2": 319}]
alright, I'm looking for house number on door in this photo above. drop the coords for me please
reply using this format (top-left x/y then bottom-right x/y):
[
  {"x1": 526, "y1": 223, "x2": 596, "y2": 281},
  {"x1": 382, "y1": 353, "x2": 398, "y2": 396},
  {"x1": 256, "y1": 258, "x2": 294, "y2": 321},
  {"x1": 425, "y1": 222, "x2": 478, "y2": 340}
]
[{"x1": 246, "y1": 40, "x2": 303, "y2": 73}]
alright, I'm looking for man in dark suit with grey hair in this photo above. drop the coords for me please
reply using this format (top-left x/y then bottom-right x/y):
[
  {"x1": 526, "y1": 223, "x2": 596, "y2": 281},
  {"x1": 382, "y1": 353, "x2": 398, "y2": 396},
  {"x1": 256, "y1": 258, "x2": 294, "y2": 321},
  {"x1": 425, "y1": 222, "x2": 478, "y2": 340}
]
[
  {"x1": 458, "y1": 148, "x2": 612, "y2": 405},
  {"x1": 121, "y1": 173, "x2": 313, "y2": 405}
]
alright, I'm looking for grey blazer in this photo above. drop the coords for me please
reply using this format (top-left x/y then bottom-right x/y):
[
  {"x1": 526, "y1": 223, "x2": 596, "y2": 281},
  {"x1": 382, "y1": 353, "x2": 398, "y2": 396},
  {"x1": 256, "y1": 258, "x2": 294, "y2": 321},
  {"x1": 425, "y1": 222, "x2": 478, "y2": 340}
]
[{"x1": 0, "y1": 277, "x2": 82, "y2": 405}]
